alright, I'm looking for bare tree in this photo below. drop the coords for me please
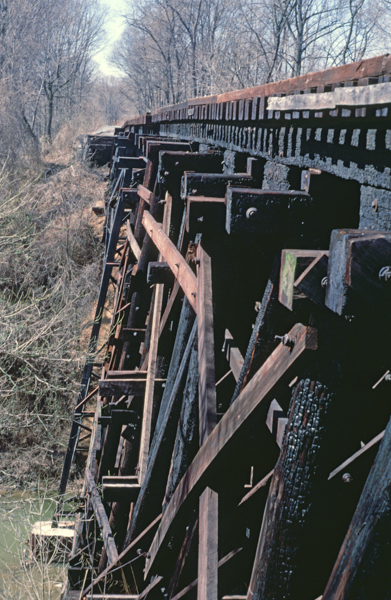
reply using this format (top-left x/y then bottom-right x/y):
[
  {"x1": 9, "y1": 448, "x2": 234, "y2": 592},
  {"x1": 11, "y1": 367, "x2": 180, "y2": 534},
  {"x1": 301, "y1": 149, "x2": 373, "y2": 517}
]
[
  {"x1": 0, "y1": 0, "x2": 105, "y2": 155},
  {"x1": 113, "y1": 0, "x2": 390, "y2": 111}
]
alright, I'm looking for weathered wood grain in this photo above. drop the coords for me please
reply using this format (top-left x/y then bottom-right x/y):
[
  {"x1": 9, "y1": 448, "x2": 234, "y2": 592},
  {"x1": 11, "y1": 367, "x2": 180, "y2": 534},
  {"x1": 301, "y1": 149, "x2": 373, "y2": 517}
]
[
  {"x1": 197, "y1": 244, "x2": 217, "y2": 445},
  {"x1": 85, "y1": 470, "x2": 118, "y2": 565},
  {"x1": 142, "y1": 211, "x2": 197, "y2": 312},
  {"x1": 145, "y1": 324, "x2": 317, "y2": 577},
  {"x1": 198, "y1": 487, "x2": 218, "y2": 600}
]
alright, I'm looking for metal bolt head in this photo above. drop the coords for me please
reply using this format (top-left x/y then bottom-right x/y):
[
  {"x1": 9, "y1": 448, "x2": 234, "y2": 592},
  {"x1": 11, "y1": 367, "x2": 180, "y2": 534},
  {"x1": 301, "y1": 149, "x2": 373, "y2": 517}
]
[
  {"x1": 246, "y1": 207, "x2": 257, "y2": 219},
  {"x1": 372, "y1": 198, "x2": 378, "y2": 212},
  {"x1": 342, "y1": 473, "x2": 353, "y2": 483},
  {"x1": 379, "y1": 266, "x2": 391, "y2": 282},
  {"x1": 321, "y1": 276, "x2": 328, "y2": 288}
]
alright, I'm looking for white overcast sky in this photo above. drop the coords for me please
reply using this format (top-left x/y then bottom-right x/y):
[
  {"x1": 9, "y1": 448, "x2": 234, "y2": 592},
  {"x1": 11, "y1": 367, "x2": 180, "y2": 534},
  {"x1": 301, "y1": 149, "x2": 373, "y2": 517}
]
[{"x1": 94, "y1": 0, "x2": 128, "y2": 76}]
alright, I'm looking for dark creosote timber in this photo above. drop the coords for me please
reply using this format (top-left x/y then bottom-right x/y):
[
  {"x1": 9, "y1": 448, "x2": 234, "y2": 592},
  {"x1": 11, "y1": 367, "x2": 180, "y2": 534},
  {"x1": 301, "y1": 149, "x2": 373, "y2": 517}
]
[{"x1": 60, "y1": 55, "x2": 391, "y2": 600}]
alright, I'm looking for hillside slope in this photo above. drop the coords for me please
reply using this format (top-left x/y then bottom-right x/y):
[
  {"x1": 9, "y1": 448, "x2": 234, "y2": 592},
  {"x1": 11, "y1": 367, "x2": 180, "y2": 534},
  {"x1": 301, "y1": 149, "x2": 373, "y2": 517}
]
[{"x1": 0, "y1": 156, "x2": 107, "y2": 490}]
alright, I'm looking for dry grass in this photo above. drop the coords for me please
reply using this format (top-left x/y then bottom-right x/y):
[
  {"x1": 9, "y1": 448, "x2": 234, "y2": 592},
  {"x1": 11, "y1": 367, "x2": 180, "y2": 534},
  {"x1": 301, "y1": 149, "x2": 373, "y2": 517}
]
[{"x1": 0, "y1": 148, "x2": 108, "y2": 489}]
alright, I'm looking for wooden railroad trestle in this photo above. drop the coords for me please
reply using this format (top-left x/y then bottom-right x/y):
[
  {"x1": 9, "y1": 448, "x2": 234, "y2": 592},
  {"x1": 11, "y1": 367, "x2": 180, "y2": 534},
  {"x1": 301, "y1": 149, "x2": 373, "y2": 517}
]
[{"x1": 62, "y1": 55, "x2": 391, "y2": 600}]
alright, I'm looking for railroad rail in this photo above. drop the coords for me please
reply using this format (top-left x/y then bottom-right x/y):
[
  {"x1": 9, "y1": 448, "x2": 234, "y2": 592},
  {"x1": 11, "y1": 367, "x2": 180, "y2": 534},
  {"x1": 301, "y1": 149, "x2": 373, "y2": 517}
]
[{"x1": 62, "y1": 54, "x2": 391, "y2": 600}]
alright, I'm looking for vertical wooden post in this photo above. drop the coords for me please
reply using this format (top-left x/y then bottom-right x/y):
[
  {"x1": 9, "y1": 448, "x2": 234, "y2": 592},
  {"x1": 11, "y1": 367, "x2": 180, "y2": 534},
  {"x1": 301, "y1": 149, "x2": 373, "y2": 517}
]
[
  {"x1": 138, "y1": 193, "x2": 172, "y2": 483},
  {"x1": 198, "y1": 487, "x2": 218, "y2": 600},
  {"x1": 197, "y1": 244, "x2": 217, "y2": 446}
]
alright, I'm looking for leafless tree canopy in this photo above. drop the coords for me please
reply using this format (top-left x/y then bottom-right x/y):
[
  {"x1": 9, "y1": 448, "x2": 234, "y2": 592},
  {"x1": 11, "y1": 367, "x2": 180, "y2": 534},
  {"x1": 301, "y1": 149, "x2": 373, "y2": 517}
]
[
  {"x1": 0, "y1": 0, "x2": 105, "y2": 164},
  {"x1": 112, "y1": 0, "x2": 391, "y2": 113}
]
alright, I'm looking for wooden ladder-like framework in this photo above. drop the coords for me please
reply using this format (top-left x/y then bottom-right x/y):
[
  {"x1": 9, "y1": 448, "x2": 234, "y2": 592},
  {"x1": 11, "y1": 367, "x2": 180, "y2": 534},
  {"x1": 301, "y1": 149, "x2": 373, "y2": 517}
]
[{"x1": 61, "y1": 56, "x2": 391, "y2": 600}]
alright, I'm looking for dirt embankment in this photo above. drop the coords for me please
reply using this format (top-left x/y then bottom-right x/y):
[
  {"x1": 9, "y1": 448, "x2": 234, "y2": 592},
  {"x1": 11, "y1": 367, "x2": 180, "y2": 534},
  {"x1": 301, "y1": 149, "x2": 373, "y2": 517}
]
[{"x1": 0, "y1": 155, "x2": 108, "y2": 491}]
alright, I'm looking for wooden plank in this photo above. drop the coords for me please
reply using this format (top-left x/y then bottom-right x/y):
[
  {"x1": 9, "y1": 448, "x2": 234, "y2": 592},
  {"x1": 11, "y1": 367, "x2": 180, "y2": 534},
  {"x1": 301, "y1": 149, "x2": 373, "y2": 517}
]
[
  {"x1": 325, "y1": 230, "x2": 391, "y2": 315},
  {"x1": 266, "y1": 399, "x2": 287, "y2": 448},
  {"x1": 328, "y1": 430, "x2": 385, "y2": 480},
  {"x1": 238, "y1": 470, "x2": 274, "y2": 506},
  {"x1": 208, "y1": 54, "x2": 391, "y2": 103},
  {"x1": 98, "y1": 379, "x2": 151, "y2": 398},
  {"x1": 339, "y1": 80, "x2": 391, "y2": 107},
  {"x1": 102, "y1": 475, "x2": 139, "y2": 484},
  {"x1": 106, "y1": 370, "x2": 147, "y2": 379},
  {"x1": 168, "y1": 517, "x2": 199, "y2": 598},
  {"x1": 197, "y1": 245, "x2": 217, "y2": 445},
  {"x1": 139, "y1": 191, "x2": 172, "y2": 484},
  {"x1": 137, "y1": 576, "x2": 163, "y2": 599},
  {"x1": 138, "y1": 285, "x2": 164, "y2": 483},
  {"x1": 85, "y1": 470, "x2": 119, "y2": 565},
  {"x1": 230, "y1": 254, "x2": 285, "y2": 406},
  {"x1": 81, "y1": 514, "x2": 162, "y2": 596},
  {"x1": 279, "y1": 250, "x2": 323, "y2": 310},
  {"x1": 74, "y1": 385, "x2": 99, "y2": 412},
  {"x1": 186, "y1": 197, "x2": 226, "y2": 234},
  {"x1": 159, "y1": 280, "x2": 181, "y2": 336},
  {"x1": 198, "y1": 487, "x2": 218, "y2": 600},
  {"x1": 86, "y1": 595, "x2": 138, "y2": 599},
  {"x1": 121, "y1": 308, "x2": 197, "y2": 548},
  {"x1": 103, "y1": 483, "x2": 141, "y2": 503},
  {"x1": 224, "y1": 330, "x2": 244, "y2": 382},
  {"x1": 226, "y1": 188, "x2": 312, "y2": 236},
  {"x1": 142, "y1": 211, "x2": 197, "y2": 312},
  {"x1": 147, "y1": 261, "x2": 172, "y2": 284},
  {"x1": 137, "y1": 184, "x2": 153, "y2": 204},
  {"x1": 182, "y1": 172, "x2": 253, "y2": 199},
  {"x1": 126, "y1": 221, "x2": 141, "y2": 261},
  {"x1": 246, "y1": 367, "x2": 339, "y2": 600},
  {"x1": 163, "y1": 346, "x2": 199, "y2": 509},
  {"x1": 347, "y1": 234, "x2": 391, "y2": 303},
  {"x1": 145, "y1": 324, "x2": 317, "y2": 576},
  {"x1": 59, "y1": 195, "x2": 125, "y2": 495},
  {"x1": 294, "y1": 252, "x2": 329, "y2": 308}
]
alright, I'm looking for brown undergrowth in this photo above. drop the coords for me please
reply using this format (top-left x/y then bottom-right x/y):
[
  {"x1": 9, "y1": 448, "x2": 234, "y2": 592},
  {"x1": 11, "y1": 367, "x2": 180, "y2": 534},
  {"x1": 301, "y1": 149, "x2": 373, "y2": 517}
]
[{"x1": 0, "y1": 137, "x2": 108, "y2": 490}]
